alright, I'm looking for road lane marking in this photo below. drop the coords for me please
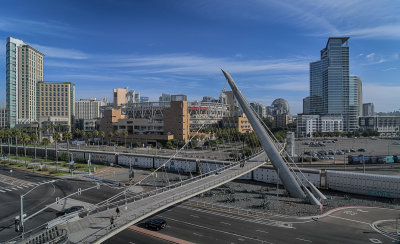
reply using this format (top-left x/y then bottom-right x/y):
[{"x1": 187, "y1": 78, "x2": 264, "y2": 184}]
[
  {"x1": 296, "y1": 238, "x2": 312, "y2": 242},
  {"x1": 5, "y1": 189, "x2": 12, "y2": 191},
  {"x1": 162, "y1": 216, "x2": 274, "y2": 244},
  {"x1": 11, "y1": 188, "x2": 18, "y2": 190},
  {"x1": 256, "y1": 230, "x2": 269, "y2": 234},
  {"x1": 369, "y1": 239, "x2": 382, "y2": 243},
  {"x1": 17, "y1": 186, "x2": 23, "y2": 189},
  {"x1": 193, "y1": 232, "x2": 203, "y2": 236},
  {"x1": 329, "y1": 215, "x2": 370, "y2": 225},
  {"x1": 220, "y1": 222, "x2": 231, "y2": 226},
  {"x1": 0, "y1": 190, "x2": 5, "y2": 193}
]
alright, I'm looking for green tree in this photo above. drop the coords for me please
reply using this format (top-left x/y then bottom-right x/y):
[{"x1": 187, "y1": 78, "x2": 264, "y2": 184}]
[
  {"x1": 12, "y1": 128, "x2": 21, "y2": 160},
  {"x1": 41, "y1": 138, "x2": 50, "y2": 167},
  {"x1": 123, "y1": 130, "x2": 129, "y2": 147},
  {"x1": 107, "y1": 131, "x2": 114, "y2": 145},
  {"x1": 93, "y1": 130, "x2": 99, "y2": 147},
  {"x1": 21, "y1": 133, "x2": 30, "y2": 167},
  {"x1": 53, "y1": 132, "x2": 61, "y2": 171},
  {"x1": 114, "y1": 130, "x2": 120, "y2": 146},
  {"x1": 0, "y1": 128, "x2": 4, "y2": 157},
  {"x1": 64, "y1": 131, "x2": 73, "y2": 161},
  {"x1": 5, "y1": 129, "x2": 12, "y2": 156},
  {"x1": 31, "y1": 132, "x2": 39, "y2": 160},
  {"x1": 100, "y1": 131, "x2": 105, "y2": 145},
  {"x1": 74, "y1": 128, "x2": 81, "y2": 140}
]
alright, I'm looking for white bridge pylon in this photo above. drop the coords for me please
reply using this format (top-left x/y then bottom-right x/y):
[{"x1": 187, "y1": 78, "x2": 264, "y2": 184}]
[{"x1": 221, "y1": 69, "x2": 325, "y2": 205}]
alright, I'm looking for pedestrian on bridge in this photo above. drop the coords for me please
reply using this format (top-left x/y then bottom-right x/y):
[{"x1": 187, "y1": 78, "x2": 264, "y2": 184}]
[
  {"x1": 110, "y1": 216, "x2": 115, "y2": 229},
  {"x1": 116, "y1": 207, "x2": 120, "y2": 217}
]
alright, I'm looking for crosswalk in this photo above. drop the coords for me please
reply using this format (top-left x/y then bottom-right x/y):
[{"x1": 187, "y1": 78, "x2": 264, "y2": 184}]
[{"x1": 0, "y1": 174, "x2": 55, "y2": 193}]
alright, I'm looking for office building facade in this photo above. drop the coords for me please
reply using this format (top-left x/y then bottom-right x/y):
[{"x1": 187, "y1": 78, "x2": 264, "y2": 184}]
[
  {"x1": 113, "y1": 87, "x2": 127, "y2": 106},
  {"x1": 309, "y1": 37, "x2": 360, "y2": 132}
]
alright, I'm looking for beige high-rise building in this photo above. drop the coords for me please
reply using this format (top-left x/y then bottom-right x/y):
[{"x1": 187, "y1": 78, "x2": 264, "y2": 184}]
[
  {"x1": 113, "y1": 87, "x2": 128, "y2": 106},
  {"x1": 37, "y1": 81, "x2": 75, "y2": 126}
]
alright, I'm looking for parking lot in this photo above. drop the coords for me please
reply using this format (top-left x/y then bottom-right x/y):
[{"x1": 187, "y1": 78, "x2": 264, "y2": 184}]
[{"x1": 295, "y1": 137, "x2": 400, "y2": 163}]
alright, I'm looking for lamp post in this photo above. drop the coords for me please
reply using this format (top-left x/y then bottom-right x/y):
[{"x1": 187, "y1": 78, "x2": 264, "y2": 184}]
[{"x1": 19, "y1": 180, "x2": 56, "y2": 237}]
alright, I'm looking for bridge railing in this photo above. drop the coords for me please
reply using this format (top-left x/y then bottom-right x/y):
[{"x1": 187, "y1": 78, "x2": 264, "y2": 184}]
[{"x1": 79, "y1": 160, "x2": 263, "y2": 243}]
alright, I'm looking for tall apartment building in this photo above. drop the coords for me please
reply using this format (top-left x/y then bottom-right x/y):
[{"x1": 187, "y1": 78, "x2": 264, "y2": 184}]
[
  {"x1": 75, "y1": 98, "x2": 106, "y2": 120},
  {"x1": 0, "y1": 104, "x2": 7, "y2": 128},
  {"x1": 113, "y1": 87, "x2": 127, "y2": 106},
  {"x1": 6, "y1": 37, "x2": 44, "y2": 127},
  {"x1": 37, "y1": 81, "x2": 75, "y2": 126},
  {"x1": 250, "y1": 102, "x2": 266, "y2": 119},
  {"x1": 309, "y1": 37, "x2": 360, "y2": 132},
  {"x1": 363, "y1": 103, "x2": 375, "y2": 116},
  {"x1": 159, "y1": 93, "x2": 171, "y2": 102}
]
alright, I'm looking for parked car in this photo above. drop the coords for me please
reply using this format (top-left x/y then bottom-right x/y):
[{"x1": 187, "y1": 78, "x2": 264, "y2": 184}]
[
  {"x1": 393, "y1": 141, "x2": 400, "y2": 145},
  {"x1": 358, "y1": 148, "x2": 366, "y2": 152},
  {"x1": 56, "y1": 206, "x2": 84, "y2": 217},
  {"x1": 350, "y1": 149, "x2": 356, "y2": 152},
  {"x1": 144, "y1": 218, "x2": 167, "y2": 230}
]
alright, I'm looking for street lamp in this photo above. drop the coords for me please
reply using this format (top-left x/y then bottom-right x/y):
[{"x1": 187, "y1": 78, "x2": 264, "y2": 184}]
[{"x1": 18, "y1": 180, "x2": 56, "y2": 237}]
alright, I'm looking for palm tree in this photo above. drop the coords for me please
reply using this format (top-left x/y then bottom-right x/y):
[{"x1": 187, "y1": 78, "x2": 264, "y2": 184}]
[
  {"x1": 0, "y1": 128, "x2": 4, "y2": 157},
  {"x1": 100, "y1": 131, "x2": 105, "y2": 146},
  {"x1": 123, "y1": 130, "x2": 129, "y2": 148},
  {"x1": 63, "y1": 131, "x2": 73, "y2": 161},
  {"x1": 81, "y1": 131, "x2": 87, "y2": 144},
  {"x1": 114, "y1": 130, "x2": 120, "y2": 146},
  {"x1": 93, "y1": 130, "x2": 99, "y2": 147},
  {"x1": 108, "y1": 131, "x2": 114, "y2": 145},
  {"x1": 53, "y1": 132, "x2": 61, "y2": 171},
  {"x1": 31, "y1": 133, "x2": 39, "y2": 160},
  {"x1": 22, "y1": 133, "x2": 30, "y2": 167},
  {"x1": 6, "y1": 129, "x2": 11, "y2": 157},
  {"x1": 12, "y1": 128, "x2": 21, "y2": 160},
  {"x1": 87, "y1": 132, "x2": 93, "y2": 146},
  {"x1": 42, "y1": 138, "x2": 50, "y2": 168},
  {"x1": 74, "y1": 128, "x2": 81, "y2": 140}
]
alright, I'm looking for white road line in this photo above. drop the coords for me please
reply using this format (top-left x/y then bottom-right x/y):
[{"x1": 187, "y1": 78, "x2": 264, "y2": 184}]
[
  {"x1": 162, "y1": 216, "x2": 274, "y2": 244},
  {"x1": 11, "y1": 188, "x2": 18, "y2": 190},
  {"x1": 296, "y1": 238, "x2": 312, "y2": 242},
  {"x1": 5, "y1": 189, "x2": 12, "y2": 191},
  {"x1": 193, "y1": 232, "x2": 203, "y2": 237},
  {"x1": 329, "y1": 215, "x2": 370, "y2": 225},
  {"x1": 0, "y1": 190, "x2": 6, "y2": 193},
  {"x1": 220, "y1": 222, "x2": 231, "y2": 226},
  {"x1": 17, "y1": 186, "x2": 23, "y2": 189},
  {"x1": 256, "y1": 230, "x2": 269, "y2": 234}
]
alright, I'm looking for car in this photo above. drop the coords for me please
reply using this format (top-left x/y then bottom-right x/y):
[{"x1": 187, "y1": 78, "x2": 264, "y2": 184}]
[
  {"x1": 56, "y1": 206, "x2": 84, "y2": 217},
  {"x1": 357, "y1": 148, "x2": 366, "y2": 152},
  {"x1": 350, "y1": 149, "x2": 356, "y2": 152},
  {"x1": 393, "y1": 142, "x2": 400, "y2": 145},
  {"x1": 144, "y1": 218, "x2": 167, "y2": 230}
]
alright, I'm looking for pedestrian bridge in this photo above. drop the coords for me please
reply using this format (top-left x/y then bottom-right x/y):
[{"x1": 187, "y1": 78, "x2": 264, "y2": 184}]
[{"x1": 63, "y1": 159, "x2": 265, "y2": 243}]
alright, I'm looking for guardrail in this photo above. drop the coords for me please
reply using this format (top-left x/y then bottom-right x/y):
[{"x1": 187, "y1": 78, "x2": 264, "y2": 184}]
[{"x1": 78, "y1": 160, "x2": 264, "y2": 243}]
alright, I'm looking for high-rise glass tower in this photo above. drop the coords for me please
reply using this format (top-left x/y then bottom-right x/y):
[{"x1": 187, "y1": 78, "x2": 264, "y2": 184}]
[
  {"x1": 6, "y1": 37, "x2": 44, "y2": 127},
  {"x1": 309, "y1": 37, "x2": 360, "y2": 132}
]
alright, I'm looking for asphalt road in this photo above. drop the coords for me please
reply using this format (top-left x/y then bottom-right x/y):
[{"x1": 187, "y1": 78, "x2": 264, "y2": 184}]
[
  {"x1": 0, "y1": 166, "x2": 124, "y2": 242},
  {"x1": 106, "y1": 202, "x2": 400, "y2": 244}
]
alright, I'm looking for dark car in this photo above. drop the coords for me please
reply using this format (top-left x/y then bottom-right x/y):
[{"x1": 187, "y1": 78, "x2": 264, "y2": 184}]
[
  {"x1": 57, "y1": 206, "x2": 84, "y2": 217},
  {"x1": 144, "y1": 218, "x2": 167, "y2": 230},
  {"x1": 357, "y1": 148, "x2": 366, "y2": 152}
]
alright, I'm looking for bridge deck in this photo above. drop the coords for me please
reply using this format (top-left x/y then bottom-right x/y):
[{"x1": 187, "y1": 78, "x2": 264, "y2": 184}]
[{"x1": 62, "y1": 160, "x2": 266, "y2": 243}]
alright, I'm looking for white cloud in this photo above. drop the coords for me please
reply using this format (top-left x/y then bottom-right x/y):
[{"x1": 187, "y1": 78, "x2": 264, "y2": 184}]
[
  {"x1": 31, "y1": 43, "x2": 89, "y2": 60},
  {"x1": 0, "y1": 17, "x2": 78, "y2": 38},
  {"x1": 109, "y1": 54, "x2": 310, "y2": 75}
]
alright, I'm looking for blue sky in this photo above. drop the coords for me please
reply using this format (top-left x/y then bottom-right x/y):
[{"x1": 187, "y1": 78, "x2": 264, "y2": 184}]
[{"x1": 0, "y1": 0, "x2": 399, "y2": 114}]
